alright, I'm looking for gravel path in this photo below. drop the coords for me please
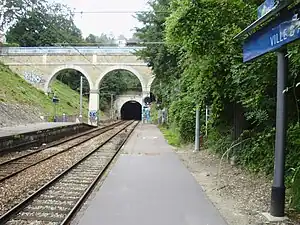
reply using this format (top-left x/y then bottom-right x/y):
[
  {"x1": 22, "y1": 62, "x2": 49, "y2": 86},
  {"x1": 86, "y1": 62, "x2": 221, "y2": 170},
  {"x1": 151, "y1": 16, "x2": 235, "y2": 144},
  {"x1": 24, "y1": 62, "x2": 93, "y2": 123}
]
[
  {"x1": 175, "y1": 146, "x2": 298, "y2": 225},
  {"x1": 0, "y1": 122, "x2": 129, "y2": 216}
]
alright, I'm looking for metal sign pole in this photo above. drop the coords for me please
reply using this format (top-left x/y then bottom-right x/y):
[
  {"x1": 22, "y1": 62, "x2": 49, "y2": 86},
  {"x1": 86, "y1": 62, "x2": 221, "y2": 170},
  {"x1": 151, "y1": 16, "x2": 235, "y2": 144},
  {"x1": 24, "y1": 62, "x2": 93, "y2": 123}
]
[
  {"x1": 194, "y1": 106, "x2": 200, "y2": 151},
  {"x1": 237, "y1": 0, "x2": 293, "y2": 219},
  {"x1": 270, "y1": 46, "x2": 287, "y2": 217}
]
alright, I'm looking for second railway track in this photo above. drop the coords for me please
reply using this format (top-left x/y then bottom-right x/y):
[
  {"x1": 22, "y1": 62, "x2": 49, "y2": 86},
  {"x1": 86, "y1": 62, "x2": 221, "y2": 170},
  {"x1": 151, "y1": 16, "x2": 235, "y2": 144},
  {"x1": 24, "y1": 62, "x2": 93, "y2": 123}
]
[
  {"x1": 0, "y1": 120, "x2": 126, "y2": 182},
  {"x1": 0, "y1": 120, "x2": 138, "y2": 225}
]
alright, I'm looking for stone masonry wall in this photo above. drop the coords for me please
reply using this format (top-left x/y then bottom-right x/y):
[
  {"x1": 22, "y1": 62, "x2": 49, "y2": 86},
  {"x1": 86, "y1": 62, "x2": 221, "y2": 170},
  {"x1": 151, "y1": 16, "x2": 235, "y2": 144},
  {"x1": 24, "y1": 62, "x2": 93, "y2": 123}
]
[{"x1": 0, "y1": 102, "x2": 43, "y2": 127}]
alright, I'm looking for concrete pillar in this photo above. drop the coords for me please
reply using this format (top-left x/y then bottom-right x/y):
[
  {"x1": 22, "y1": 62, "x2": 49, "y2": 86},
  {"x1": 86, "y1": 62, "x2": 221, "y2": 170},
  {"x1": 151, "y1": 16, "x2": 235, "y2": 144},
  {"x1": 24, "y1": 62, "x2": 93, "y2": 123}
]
[
  {"x1": 92, "y1": 54, "x2": 97, "y2": 64},
  {"x1": 88, "y1": 89, "x2": 99, "y2": 126},
  {"x1": 42, "y1": 54, "x2": 47, "y2": 64}
]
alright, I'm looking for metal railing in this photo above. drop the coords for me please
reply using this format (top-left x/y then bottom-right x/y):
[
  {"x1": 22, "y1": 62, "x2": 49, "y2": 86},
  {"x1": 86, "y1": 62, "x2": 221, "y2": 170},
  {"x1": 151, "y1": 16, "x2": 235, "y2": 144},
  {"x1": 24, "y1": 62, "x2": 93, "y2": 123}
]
[{"x1": 0, "y1": 46, "x2": 146, "y2": 55}]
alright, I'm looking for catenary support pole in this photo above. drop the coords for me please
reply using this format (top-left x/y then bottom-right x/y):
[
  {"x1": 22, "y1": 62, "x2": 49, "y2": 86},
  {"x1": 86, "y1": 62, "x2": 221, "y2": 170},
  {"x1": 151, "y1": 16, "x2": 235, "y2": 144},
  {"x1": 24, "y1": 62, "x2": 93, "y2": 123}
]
[
  {"x1": 195, "y1": 107, "x2": 200, "y2": 151},
  {"x1": 79, "y1": 76, "x2": 83, "y2": 122},
  {"x1": 110, "y1": 94, "x2": 113, "y2": 119},
  {"x1": 270, "y1": 47, "x2": 288, "y2": 217},
  {"x1": 54, "y1": 102, "x2": 57, "y2": 122},
  {"x1": 205, "y1": 105, "x2": 208, "y2": 136}
]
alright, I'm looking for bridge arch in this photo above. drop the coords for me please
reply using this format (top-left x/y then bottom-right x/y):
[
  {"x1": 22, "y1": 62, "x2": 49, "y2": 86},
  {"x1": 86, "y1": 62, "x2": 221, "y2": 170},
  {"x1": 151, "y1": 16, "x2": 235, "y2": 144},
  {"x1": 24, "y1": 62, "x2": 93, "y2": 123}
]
[
  {"x1": 44, "y1": 64, "x2": 94, "y2": 93},
  {"x1": 95, "y1": 65, "x2": 146, "y2": 91}
]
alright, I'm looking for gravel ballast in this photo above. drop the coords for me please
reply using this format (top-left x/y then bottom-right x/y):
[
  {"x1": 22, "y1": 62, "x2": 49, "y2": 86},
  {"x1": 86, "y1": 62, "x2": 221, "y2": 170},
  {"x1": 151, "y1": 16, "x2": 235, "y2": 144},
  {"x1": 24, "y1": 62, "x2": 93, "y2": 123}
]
[
  {"x1": 175, "y1": 147, "x2": 298, "y2": 225},
  {"x1": 0, "y1": 123, "x2": 130, "y2": 216}
]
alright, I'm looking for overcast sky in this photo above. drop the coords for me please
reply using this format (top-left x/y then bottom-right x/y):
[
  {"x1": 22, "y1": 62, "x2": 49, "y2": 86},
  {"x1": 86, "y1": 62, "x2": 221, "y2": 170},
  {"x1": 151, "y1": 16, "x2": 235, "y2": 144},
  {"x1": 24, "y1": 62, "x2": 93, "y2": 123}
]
[{"x1": 54, "y1": 0, "x2": 150, "y2": 39}]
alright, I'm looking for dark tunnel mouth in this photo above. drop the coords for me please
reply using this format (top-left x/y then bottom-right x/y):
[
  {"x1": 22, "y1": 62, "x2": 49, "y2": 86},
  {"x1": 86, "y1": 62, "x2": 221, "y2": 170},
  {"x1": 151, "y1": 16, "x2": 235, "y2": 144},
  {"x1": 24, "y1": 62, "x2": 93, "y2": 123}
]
[{"x1": 121, "y1": 101, "x2": 142, "y2": 120}]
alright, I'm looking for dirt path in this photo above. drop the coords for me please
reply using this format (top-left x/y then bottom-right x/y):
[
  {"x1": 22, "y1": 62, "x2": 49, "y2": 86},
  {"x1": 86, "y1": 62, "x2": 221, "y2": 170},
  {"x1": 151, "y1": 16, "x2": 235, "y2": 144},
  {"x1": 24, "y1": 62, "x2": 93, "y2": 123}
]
[{"x1": 175, "y1": 146, "x2": 298, "y2": 225}]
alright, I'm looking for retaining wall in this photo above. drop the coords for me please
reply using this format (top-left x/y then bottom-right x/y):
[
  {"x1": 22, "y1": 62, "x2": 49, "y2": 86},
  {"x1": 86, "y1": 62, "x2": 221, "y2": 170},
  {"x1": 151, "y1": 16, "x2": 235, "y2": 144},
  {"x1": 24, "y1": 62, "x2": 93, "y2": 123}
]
[{"x1": 0, "y1": 123, "x2": 94, "y2": 154}]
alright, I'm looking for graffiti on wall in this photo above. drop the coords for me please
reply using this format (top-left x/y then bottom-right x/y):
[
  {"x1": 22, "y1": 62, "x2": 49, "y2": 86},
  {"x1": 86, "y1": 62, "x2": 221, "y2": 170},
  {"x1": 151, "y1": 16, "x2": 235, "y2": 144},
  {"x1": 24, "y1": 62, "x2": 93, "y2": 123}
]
[
  {"x1": 23, "y1": 71, "x2": 45, "y2": 84},
  {"x1": 89, "y1": 110, "x2": 98, "y2": 125}
]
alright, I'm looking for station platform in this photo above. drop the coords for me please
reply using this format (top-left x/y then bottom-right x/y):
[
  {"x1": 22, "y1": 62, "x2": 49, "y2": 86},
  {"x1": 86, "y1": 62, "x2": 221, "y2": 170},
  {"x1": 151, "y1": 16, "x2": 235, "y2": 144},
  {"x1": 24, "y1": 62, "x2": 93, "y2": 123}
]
[
  {"x1": 0, "y1": 122, "x2": 77, "y2": 137},
  {"x1": 77, "y1": 123, "x2": 228, "y2": 225}
]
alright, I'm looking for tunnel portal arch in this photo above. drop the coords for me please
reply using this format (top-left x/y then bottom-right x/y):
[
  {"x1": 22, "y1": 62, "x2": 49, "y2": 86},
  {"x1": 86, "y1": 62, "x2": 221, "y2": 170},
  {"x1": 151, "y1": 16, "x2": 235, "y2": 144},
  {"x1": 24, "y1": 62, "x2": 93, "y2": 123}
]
[{"x1": 120, "y1": 100, "x2": 142, "y2": 120}]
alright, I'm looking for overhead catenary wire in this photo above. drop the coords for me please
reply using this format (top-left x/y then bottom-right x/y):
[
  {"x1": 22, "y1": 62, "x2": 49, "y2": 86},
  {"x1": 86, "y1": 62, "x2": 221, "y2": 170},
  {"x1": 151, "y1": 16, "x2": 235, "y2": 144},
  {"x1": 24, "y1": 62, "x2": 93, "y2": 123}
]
[
  {"x1": 2, "y1": 1, "x2": 101, "y2": 92},
  {"x1": 11, "y1": 1, "x2": 150, "y2": 90},
  {"x1": 72, "y1": 10, "x2": 169, "y2": 14},
  {"x1": 51, "y1": 42, "x2": 165, "y2": 46},
  {"x1": 27, "y1": 2, "x2": 113, "y2": 78}
]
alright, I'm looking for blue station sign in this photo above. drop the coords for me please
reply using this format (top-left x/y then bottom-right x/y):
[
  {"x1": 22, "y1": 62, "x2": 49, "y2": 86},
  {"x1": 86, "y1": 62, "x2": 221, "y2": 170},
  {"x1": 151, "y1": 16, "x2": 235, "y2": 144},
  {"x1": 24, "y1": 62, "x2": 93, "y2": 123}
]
[{"x1": 243, "y1": 3, "x2": 300, "y2": 62}]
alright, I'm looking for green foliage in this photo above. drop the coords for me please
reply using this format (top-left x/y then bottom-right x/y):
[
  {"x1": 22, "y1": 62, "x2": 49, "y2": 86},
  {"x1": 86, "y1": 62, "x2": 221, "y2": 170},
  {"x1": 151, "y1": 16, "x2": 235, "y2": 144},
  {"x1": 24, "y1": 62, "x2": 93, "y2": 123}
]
[
  {"x1": 56, "y1": 70, "x2": 90, "y2": 95},
  {"x1": 6, "y1": 2, "x2": 82, "y2": 46},
  {"x1": 99, "y1": 70, "x2": 142, "y2": 111},
  {"x1": 134, "y1": 0, "x2": 182, "y2": 108},
  {"x1": 0, "y1": 43, "x2": 19, "y2": 47},
  {"x1": 234, "y1": 129, "x2": 275, "y2": 174},
  {"x1": 54, "y1": 68, "x2": 142, "y2": 115},
  {"x1": 169, "y1": 96, "x2": 197, "y2": 143},
  {"x1": 159, "y1": 124, "x2": 181, "y2": 147},
  {"x1": 0, "y1": 64, "x2": 91, "y2": 120},
  {"x1": 150, "y1": 103, "x2": 159, "y2": 124},
  {"x1": 0, "y1": 0, "x2": 46, "y2": 31},
  {"x1": 50, "y1": 80, "x2": 90, "y2": 118},
  {"x1": 135, "y1": 0, "x2": 300, "y2": 211},
  {"x1": 85, "y1": 33, "x2": 116, "y2": 45}
]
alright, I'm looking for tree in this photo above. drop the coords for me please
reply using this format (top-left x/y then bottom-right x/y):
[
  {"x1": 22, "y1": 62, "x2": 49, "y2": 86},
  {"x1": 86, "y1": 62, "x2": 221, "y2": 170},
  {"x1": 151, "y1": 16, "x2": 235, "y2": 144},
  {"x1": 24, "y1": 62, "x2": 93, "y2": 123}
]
[
  {"x1": 0, "y1": 0, "x2": 46, "y2": 32},
  {"x1": 85, "y1": 34, "x2": 97, "y2": 43},
  {"x1": 99, "y1": 70, "x2": 142, "y2": 111},
  {"x1": 85, "y1": 33, "x2": 116, "y2": 45},
  {"x1": 134, "y1": 0, "x2": 182, "y2": 107},
  {"x1": 6, "y1": 2, "x2": 82, "y2": 46},
  {"x1": 56, "y1": 70, "x2": 90, "y2": 95}
]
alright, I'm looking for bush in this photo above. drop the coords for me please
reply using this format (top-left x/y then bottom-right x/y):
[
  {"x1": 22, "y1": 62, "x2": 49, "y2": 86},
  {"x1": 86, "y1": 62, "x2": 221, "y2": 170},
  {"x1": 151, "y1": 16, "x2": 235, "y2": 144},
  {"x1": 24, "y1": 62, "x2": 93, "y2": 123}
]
[{"x1": 169, "y1": 96, "x2": 197, "y2": 143}]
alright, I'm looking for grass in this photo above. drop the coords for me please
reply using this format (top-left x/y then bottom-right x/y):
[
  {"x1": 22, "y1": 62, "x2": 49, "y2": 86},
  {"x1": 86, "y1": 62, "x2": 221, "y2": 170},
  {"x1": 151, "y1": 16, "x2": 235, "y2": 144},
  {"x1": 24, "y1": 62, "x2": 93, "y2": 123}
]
[
  {"x1": 50, "y1": 80, "x2": 89, "y2": 117},
  {"x1": 150, "y1": 103, "x2": 181, "y2": 147},
  {"x1": 0, "y1": 63, "x2": 104, "y2": 121},
  {"x1": 159, "y1": 125, "x2": 181, "y2": 147}
]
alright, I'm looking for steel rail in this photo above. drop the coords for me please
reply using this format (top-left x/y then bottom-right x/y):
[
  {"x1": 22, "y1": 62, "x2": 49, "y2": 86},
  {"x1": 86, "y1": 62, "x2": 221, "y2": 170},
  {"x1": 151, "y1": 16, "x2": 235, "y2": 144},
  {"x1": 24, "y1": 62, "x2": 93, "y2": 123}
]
[
  {"x1": 61, "y1": 121, "x2": 138, "y2": 225},
  {"x1": 0, "y1": 121, "x2": 126, "y2": 182},
  {"x1": 0, "y1": 120, "x2": 124, "y2": 167},
  {"x1": 0, "y1": 120, "x2": 138, "y2": 224}
]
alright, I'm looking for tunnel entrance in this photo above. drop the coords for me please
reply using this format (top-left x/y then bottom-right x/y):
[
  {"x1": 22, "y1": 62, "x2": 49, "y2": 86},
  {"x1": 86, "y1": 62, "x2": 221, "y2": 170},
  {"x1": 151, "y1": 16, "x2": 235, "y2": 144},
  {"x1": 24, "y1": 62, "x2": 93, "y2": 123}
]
[{"x1": 121, "y1": 101, "x2": 142, "y2": 120}]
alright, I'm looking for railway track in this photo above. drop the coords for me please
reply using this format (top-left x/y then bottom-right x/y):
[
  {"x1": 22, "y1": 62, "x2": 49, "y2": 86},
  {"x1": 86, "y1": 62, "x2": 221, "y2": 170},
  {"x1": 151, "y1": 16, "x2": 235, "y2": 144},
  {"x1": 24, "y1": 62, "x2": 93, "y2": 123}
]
[
  {"x1": 0, "y1": 120, "x2": 126, "y2": 182},
  {"x1": 0, "y1": 120, "x2": 138, "y2": 225}
]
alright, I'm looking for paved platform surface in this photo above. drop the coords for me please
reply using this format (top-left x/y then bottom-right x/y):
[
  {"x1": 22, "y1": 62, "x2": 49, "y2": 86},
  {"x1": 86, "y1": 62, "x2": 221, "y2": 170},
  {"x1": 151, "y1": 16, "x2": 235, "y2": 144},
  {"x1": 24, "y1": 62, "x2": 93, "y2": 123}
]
[
  {"x1": 77, "y1": 123, "x2": 228, "y2": 225},
  {"x1": 0, "y1": 122, "x2": 77, "y2": 137}
]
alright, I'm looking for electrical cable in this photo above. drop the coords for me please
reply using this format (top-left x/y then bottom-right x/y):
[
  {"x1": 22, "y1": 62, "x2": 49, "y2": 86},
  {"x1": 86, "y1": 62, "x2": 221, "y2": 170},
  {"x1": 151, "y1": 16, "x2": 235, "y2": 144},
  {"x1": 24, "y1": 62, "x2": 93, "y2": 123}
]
[
  {"x1": 72, "y1": 10, "x2": 169, "y2": 14},
  {"x1": 9, "y1": 1, "x2": 149, "y2": 92}
]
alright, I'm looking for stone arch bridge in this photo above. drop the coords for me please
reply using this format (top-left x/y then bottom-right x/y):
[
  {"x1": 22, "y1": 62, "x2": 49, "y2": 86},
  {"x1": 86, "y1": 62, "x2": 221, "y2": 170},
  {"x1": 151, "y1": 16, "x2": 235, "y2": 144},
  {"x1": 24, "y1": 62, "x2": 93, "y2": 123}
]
[{"x1": 0, "y1": 46, "x2": 154, "y2": 125}]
